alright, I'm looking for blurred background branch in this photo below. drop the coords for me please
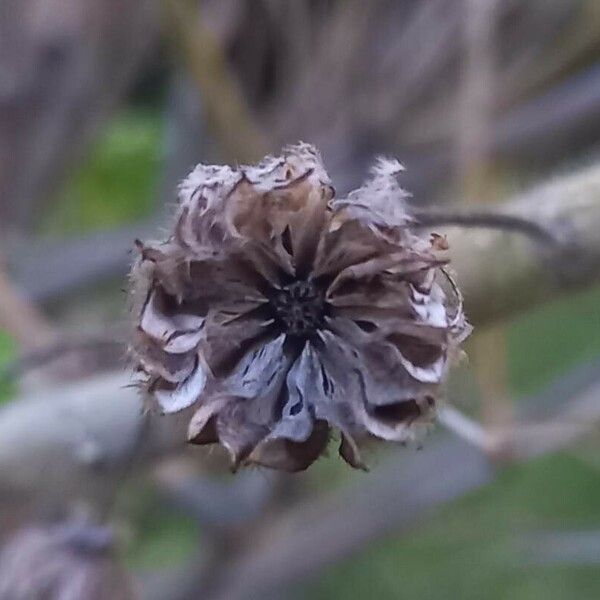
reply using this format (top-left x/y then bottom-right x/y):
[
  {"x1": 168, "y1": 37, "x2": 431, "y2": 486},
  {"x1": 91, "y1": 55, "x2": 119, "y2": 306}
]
[
  {"x1": 0, "y1": 0, "x2": 159, "y2": 238},
  {"x1": 163, "y1": 0, "x2": 268, "y2": 162}
]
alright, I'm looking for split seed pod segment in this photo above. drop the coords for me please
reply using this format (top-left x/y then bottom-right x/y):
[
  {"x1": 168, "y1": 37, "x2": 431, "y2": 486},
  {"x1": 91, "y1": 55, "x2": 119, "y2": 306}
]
[{"x1": 130, "y1": 143, "x2": 470, "y2": 471}]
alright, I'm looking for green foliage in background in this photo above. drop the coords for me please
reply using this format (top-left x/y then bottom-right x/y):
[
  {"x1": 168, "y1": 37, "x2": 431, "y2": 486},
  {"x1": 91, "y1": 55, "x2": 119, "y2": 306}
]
[
  {"x1": 0, "y1": 331, "x2": 16, "y2": 405},
  {"x1": 508, "y1": 285, "x2": 600, "y2": 396},
  {"x1": 309, "y1": 453, "x2": 600, "y2": 600},
  {"x1": 41, "y1": 110, "x2": 161, "y2": 236},
  {"x1": 120, "y1": 486, "x2": 200, "y2": 571}
]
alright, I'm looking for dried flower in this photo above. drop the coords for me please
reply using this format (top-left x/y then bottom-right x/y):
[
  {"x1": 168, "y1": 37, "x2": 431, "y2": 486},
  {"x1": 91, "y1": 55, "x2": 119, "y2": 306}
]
[
  {"x1": 130, "y1": 143, "x2": 470, "y2": 471},
  {"x1": 0, "y1": 522, "x2": 135, "y2": 600}
]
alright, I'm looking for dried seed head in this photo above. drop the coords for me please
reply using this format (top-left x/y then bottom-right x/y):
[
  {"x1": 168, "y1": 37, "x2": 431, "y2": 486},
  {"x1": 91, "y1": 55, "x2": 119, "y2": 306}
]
[{"x1": 129, "y1": 143, "x2": 471, "y2": 471}]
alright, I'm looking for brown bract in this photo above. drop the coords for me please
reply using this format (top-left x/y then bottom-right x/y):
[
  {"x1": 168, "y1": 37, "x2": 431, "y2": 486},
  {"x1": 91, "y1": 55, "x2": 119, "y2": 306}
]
[{"x1": 129, "y1": 143, "x2": 470, "y2": 472}]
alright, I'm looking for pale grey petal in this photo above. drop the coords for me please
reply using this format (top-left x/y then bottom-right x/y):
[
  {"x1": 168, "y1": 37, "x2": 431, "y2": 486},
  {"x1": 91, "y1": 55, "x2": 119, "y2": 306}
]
[
  {"x1": 331, "y1": 157, "x2": 410, "y2": 228},
  {"x1": 221, "y1": 334, "x2": 287, "y2": 400},
  {"x1": 164, "y1": 330, "x2": 205, "y2": 353},
  {"x1": 354, "y1": 403, "x2": 416, "y2": 442},
  {"x1": 397, "y1": 352, "x2": 445, "y2": 384},
  {"x1": 325, "y1": 317, "x2": 443, "y2": 399},
  {"x1": 187, "y1": 396, "x2": 232, "y2": 442},
  {"x1": 215, "y1": 402, "x2": 270, "y2": 468},
  {"x1": 264, "y1": 344, "x2": 316, "y2": 444},
  {"x1": 155, "y1": 360, "x2": 207, "y2": 414},
  {"x1": 140, "y1": 289, "x2": 205, "y2": 349},
  {"x1": 131, "y1": 331, "x2": 195, "y2": 383}
]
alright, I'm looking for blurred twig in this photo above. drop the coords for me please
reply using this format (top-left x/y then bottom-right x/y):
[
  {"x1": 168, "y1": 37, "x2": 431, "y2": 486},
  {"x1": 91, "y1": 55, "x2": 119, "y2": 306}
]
[
  {"x1": 202, "y1": 437, "x2": 490, "y2": 600},
  {"x1": 400, "y1": 62, "x2": 600, "y2": 194},
  {"x1": 0, "y1": 372, "x2": 187, "y2": 511},
  {"x1": 163, "y1": 0, "x2": 269, "y2": 162},
  {"x1": 441, "y1": 354, "x2": 600, "y2": 460},
  {"x1": 0, "y1": 331, "x2": 125, "y2": 382},
  {"x1": 493, "y1": 380, "x2": 600, "y2": 461},
  {"x1": 0, "y1": 255, "x2": 55, "y2": 350},
  {"x1": 0, "y1": 0, "x2": 159, "y2": 234},
  {"x1": 457, "y1": 0, "x2": 513, "y2": 432},
  {"x1": 499, "y1": 0, "x2": 600, "y2": 109},
  {"x1": 412, "y1": 208, "x2": 558, "y2": 245},
  {"x1": 10, "y1": 220, "x2": 159, "y2": 303},
  {"x1": 515, "y1": 530, "x2": 600, "y2": 566},
  {"x1": 447, "y1": 160, "x2": 600, "y2": 325}
]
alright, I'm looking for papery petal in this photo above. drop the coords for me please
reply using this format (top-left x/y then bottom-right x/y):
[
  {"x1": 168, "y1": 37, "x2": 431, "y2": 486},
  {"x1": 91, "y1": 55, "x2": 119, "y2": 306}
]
[
  {"x1": 201, "y1": 305, "x2": 277, "y2": 377},
  {"x1": 303, "y1": 333, "x2": 365, "y2": 432},
  {"x1": 131, "y1": 330, "x2": 196, "y2": 383},
  {"x1": 339, "y1": 432, "x2": 367, "y2": 471},
  {"x1": 176, "y1": 163, "x2": 240, "y2": 251},
  {"x1": 355, "y1": 401, "x2": 430, "y2": 443},
  {"x1": 186, "y1": 255, "x2": 269, "y2": 304},
  {"x1": 330, "y1": 157, "x2": 410, "y2": 229},
  {"x1": 215, "y1": 401, "x2": 270, "y2": 469},
  {"x1": 187, "y1": 396, "x2": 232, "y2": 444},
  {"x1": 326, "y1": 318, "x2": 445, "y2": 397},
  {"x1": 248, "y1": 421, "x2": 330, "y2": 472},
  {"x1": 154, "y1": 358, "x2": 207, "y2": 413},
  {"x1": 224, "y1": 143, "x2": 333, "y2": 275},
  {"x1": 327, "y1": 251, "x2": 445, "y2": 299},
  {"x1": 312, "y1": 219, "x2": 389, "y2": 277},
  {"x1": 216, "y1": 334, "x2": 288, "y2": 400},
  {"x1": 260, "y1": 343, "x2": 318, "y2": 445},
  {"x1": 140, "y1": 289, "x2": 205, "y2": 352}
]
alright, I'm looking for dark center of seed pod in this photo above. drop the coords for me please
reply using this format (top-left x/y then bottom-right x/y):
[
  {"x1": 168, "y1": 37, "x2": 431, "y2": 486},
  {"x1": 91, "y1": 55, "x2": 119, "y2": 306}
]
[{"x1": 271, "y1": 280, "x2": 326, "y2": 337}]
